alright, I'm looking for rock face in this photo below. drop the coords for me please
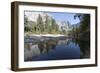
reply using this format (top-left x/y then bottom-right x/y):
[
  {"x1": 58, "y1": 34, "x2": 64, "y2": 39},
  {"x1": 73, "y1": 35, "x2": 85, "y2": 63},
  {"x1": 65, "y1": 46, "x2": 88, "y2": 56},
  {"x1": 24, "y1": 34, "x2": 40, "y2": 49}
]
[{"x1": 58, "y1": 21, "x2": 72, "y2": 33}]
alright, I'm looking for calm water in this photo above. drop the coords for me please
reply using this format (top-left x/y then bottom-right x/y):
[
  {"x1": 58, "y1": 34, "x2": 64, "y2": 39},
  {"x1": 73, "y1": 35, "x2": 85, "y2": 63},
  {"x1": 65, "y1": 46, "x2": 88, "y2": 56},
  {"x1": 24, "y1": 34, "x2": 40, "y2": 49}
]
[{"x1": 24, "y1": 36, "x2": 82, "y2": 61}]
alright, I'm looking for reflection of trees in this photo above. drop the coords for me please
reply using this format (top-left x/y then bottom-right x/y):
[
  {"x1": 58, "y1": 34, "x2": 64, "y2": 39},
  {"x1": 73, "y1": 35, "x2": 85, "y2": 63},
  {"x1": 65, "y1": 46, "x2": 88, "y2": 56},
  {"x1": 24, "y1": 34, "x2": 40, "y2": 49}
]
[
  {"x1": 74, "y1": 14, "x2": 90, "y2": 58},
  {"x1": 38, "y1": 39, "x2": 57, "y2": 53}
]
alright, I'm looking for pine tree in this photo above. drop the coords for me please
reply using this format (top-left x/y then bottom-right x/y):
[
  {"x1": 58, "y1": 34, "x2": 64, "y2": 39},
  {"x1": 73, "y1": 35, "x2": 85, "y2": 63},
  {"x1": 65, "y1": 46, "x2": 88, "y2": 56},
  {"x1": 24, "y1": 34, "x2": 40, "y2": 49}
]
[
  {"x1": 24, "y1": 15, "x2": 30, "y2": 32},
  {"x1": 51, "y1": 18, "x2": 58, "y2": 33},
  {"x1": 45, "y1": 15, "x2": 51, "y2": 33},
  {"x1": 37, "y1": 14, "x2": 44, "y2": 34}
]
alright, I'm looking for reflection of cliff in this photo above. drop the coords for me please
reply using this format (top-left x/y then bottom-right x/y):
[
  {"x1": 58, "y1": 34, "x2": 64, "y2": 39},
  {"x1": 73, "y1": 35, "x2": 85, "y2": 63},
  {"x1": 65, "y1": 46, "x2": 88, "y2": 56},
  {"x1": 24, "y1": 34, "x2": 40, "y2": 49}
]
[
  {"x1": 57, "y1": 39, "x2": 71, "y2": 46},
  {"x1": 38, "y1": 40, "x2": 57, "y2": 53}
]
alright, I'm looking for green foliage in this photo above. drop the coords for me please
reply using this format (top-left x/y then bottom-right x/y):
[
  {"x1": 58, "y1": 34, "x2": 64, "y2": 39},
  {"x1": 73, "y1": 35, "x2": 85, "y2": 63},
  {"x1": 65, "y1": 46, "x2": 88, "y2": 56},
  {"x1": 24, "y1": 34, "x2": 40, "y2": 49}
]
[
  {"x1": 45, "y1": 15, "x2": 51, "y2": 33},
  {"x1": 24, "y1": 15, "x2": 29, "y2": 32},
  {"x1": 74, "y1": 14, "x2": 90, "y2": 33},
  {"x1": 73, "y1": 14, "x2": 90, "y2": 37},
  {"x1": 37, "y1": 14, "x2": 44, "y2": 33},
  {"x1": 80, "y1": 14, "x2": 90, "y2": 32}
]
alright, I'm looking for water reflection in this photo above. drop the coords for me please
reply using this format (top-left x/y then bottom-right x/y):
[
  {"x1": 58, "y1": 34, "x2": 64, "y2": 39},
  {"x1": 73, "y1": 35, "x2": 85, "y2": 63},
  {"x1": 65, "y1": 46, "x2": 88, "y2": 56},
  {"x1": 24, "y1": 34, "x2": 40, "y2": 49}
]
[
  {"x1": 24, "y1": 36, "x2": 90, "y2": 61},
  {"x1": 38, "y1": 39, "x2": 57, "y2": 53},
  {"x1": 74, "y1": 38, "x2": 90, "y2": 59}
]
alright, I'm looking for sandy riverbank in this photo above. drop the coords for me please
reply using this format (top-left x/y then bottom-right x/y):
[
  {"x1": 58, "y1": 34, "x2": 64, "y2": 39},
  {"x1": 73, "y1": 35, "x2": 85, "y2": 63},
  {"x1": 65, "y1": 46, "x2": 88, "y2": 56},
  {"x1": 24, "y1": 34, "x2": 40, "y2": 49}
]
[{"x1": 25, "y1": 34, "x2": 67, "y2": 37}]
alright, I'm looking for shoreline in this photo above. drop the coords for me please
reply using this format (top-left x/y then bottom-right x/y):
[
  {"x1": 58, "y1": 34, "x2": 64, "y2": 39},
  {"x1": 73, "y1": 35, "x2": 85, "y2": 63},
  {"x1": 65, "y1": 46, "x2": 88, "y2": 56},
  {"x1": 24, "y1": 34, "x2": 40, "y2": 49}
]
[{"x1": 25, "y1": 34, "x2": 67, "y2": 37}]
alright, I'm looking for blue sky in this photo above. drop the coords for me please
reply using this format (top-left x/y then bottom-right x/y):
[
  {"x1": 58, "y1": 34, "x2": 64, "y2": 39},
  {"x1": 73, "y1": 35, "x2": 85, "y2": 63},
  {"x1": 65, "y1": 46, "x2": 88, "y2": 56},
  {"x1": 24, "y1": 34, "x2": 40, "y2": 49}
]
[{"x1": 47, "y1": 12, "x2": 80, "y2": 25}]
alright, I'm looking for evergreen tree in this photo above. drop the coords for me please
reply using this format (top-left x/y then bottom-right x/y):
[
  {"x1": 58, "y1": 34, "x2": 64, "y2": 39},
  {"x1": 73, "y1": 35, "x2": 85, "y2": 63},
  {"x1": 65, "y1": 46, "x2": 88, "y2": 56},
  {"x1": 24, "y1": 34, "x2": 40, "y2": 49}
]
[
  {"x1": 45, "y1": 15, "x2": 51, "y2": 33},
  {"x1": 24, "y1": 15, "x2": 30, "y2": 32},
  {"x1": 37, "y1": 14, "x2": 44, "y2": 34},
  {"x1": 74, "y1": 14, "x2": 90, "y2": 33}
]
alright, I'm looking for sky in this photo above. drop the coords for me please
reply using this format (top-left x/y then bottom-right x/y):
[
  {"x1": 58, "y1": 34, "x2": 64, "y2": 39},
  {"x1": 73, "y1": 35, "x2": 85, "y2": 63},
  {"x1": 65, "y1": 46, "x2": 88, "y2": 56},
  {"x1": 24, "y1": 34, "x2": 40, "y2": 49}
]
[
  {"x1": 47, "y1": 12, "x2": 80, "y2": 25},
  {"x1": 25, "y1": 11, "x2": 81, "y2": 25}
]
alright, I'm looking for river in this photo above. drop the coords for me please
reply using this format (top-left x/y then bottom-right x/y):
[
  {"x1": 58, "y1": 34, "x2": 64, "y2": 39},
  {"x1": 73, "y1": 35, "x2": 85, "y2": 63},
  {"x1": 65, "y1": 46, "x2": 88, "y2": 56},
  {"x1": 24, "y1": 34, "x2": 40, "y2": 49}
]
[{"x1": 24, "y1": 36, "x2": 89, "y2": 61}]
